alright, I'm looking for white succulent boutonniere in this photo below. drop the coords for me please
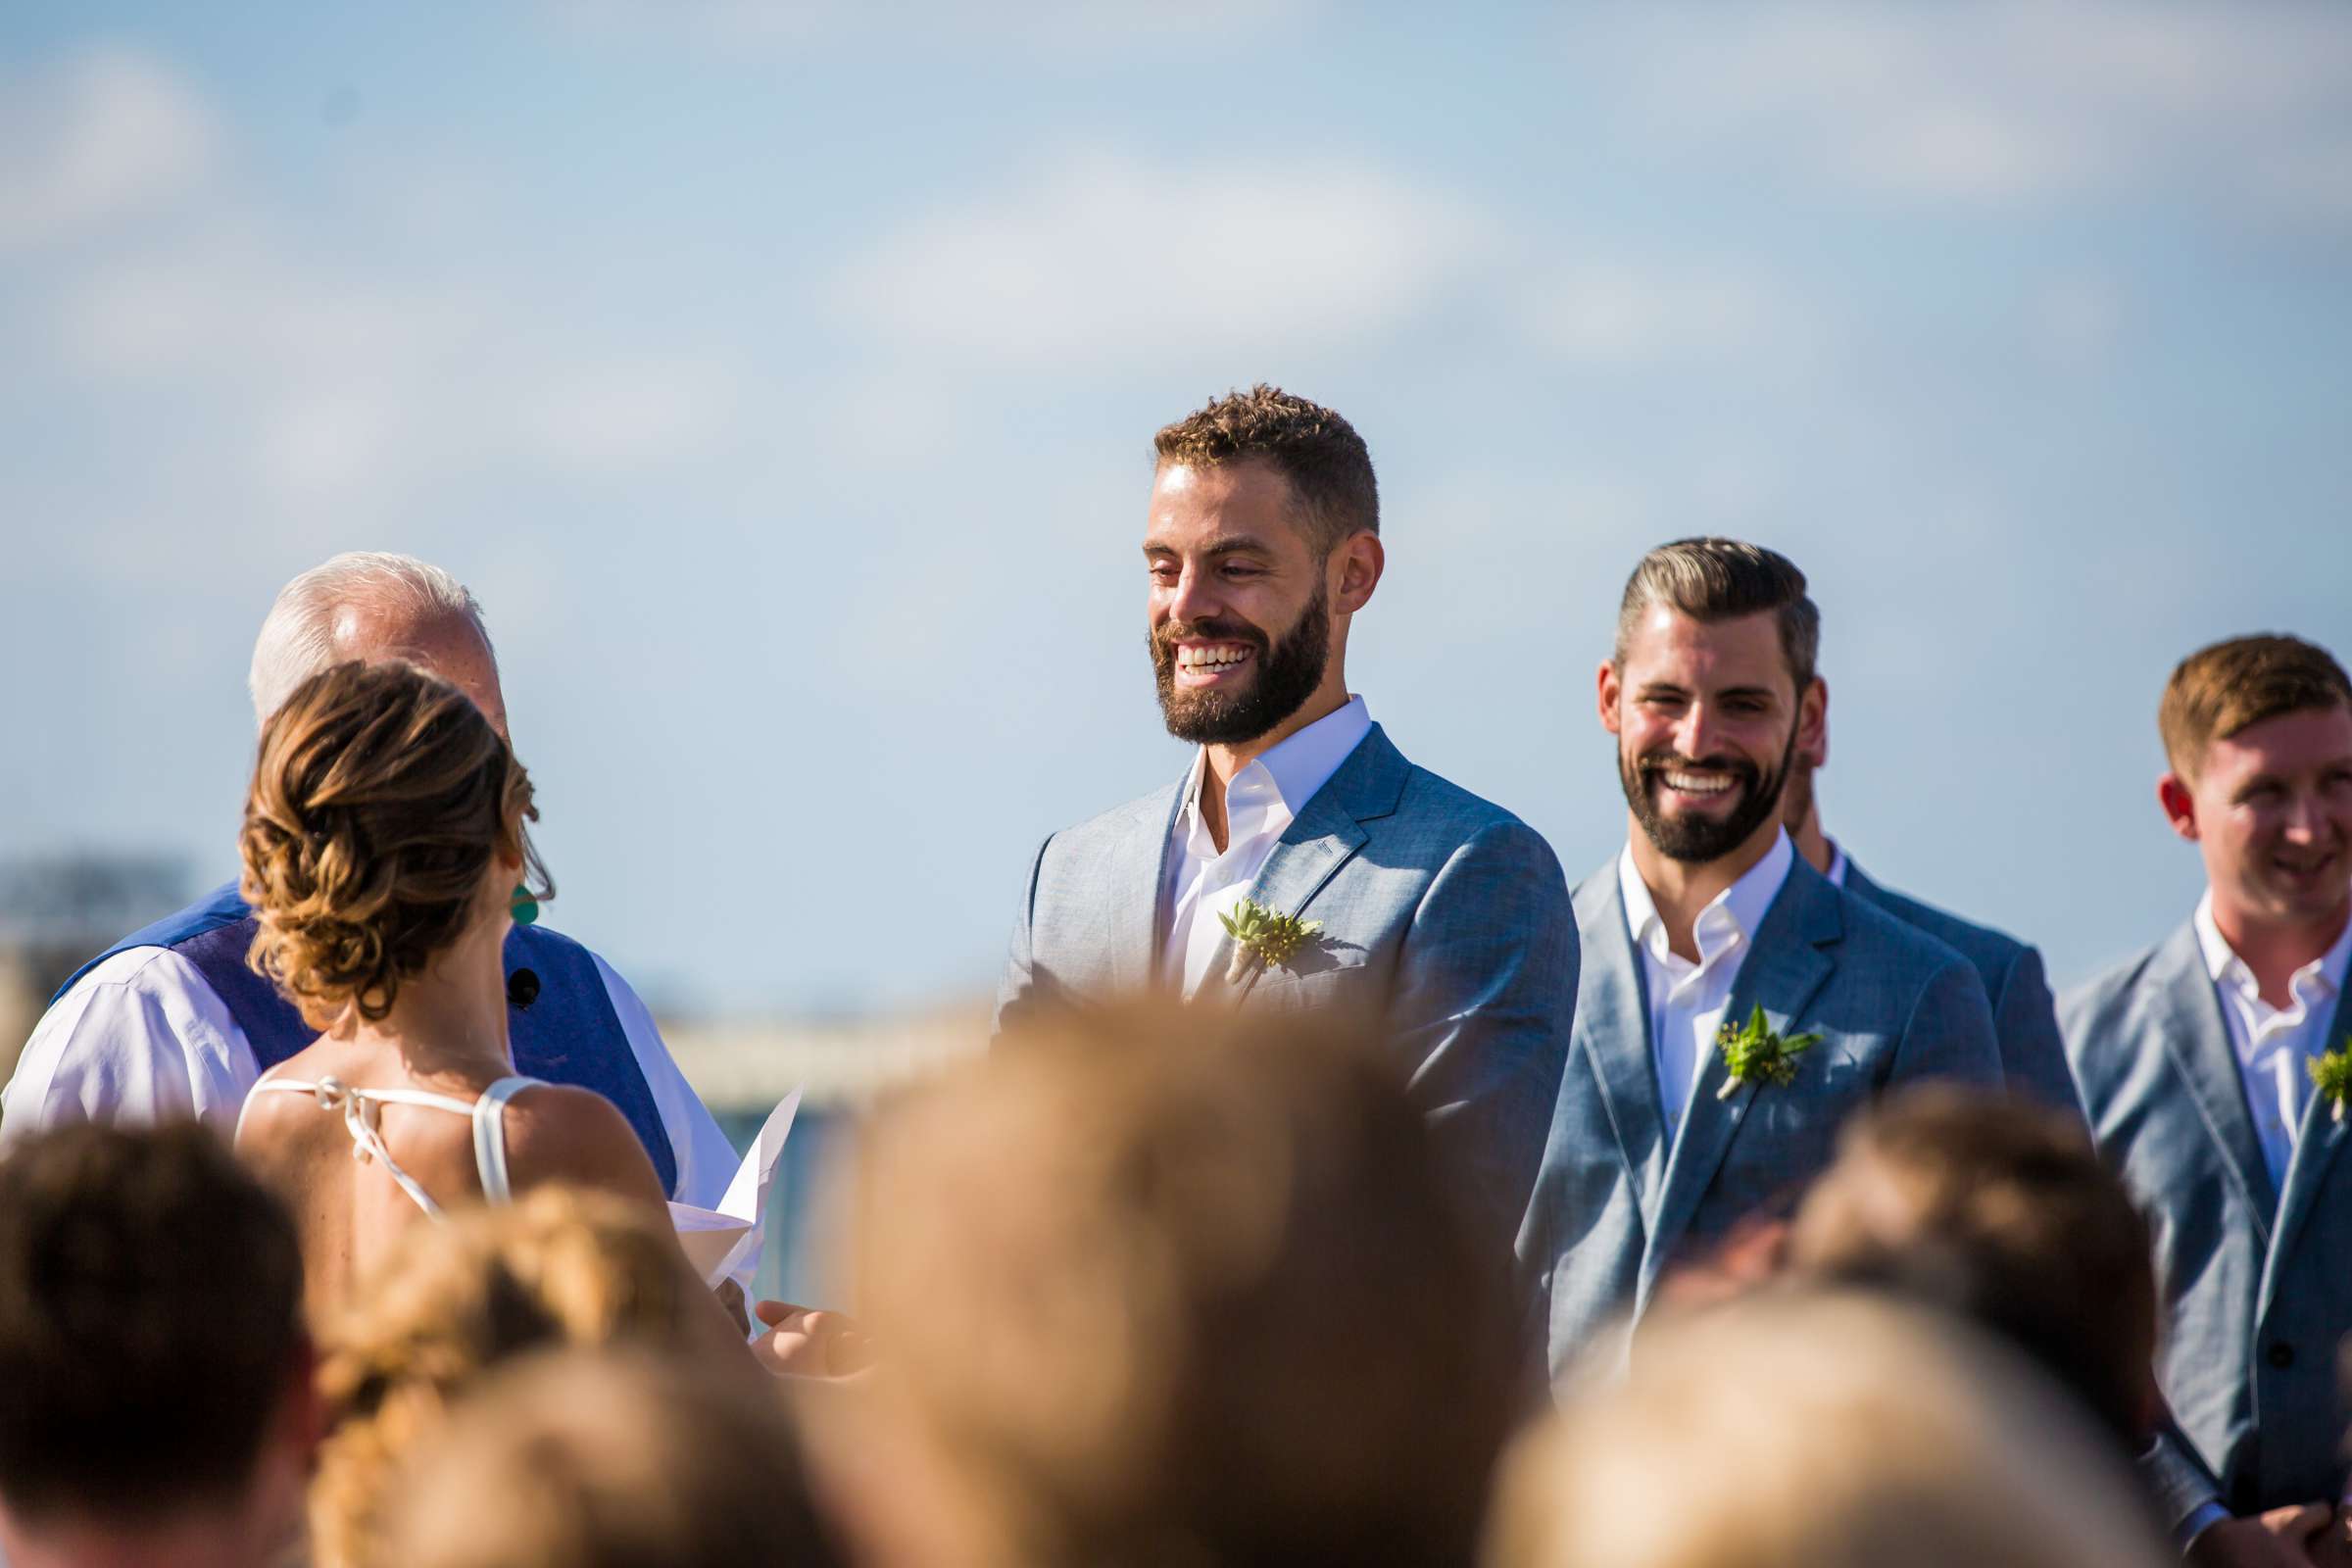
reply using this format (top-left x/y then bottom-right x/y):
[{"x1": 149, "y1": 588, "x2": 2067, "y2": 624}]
[
  {"x1": 1218, "y1": 898, "x2": 1324, "y2": 984},
  {"x1": 1714, "y1": 1004, "x2": 1823, "y2": 1101},
  {"x1": 2309, "y1": 1035, "x2": 2352, "y2": 1124}
]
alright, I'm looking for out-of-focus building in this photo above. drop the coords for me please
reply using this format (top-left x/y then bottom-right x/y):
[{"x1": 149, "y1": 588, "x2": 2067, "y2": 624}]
[{"x1": 0, "y1": 854, "x2": 189, "y2": 1086}]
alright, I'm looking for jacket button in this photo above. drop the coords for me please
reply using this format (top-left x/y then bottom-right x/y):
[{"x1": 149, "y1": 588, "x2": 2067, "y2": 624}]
[
  {"x1": 507, "y1": 967, "x2": 542, "y2": 1009},
  {"x1": 2269, "y1": 1342, "x2": 2296, "y2": 1369}
]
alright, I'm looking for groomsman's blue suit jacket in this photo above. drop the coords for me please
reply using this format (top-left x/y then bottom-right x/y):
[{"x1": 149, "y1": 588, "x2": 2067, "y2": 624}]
[
  {"x1": 1527, "y1": 855, "x2": 2004, "y2": 1380},
  {"x1": 1842, "y1": 859, "x2": 2084, "y2": 1118},
  {"x1": 2063, "y1": 923, "x2": 2352, "y2": 1523},
  {"x1": 996, "y1": 723, "x2": 1578, "y2": 1276}
]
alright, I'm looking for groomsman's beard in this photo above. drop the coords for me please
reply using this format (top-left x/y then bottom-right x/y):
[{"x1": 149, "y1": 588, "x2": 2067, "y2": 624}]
[
  {"x1": 1622, "y1": 727, "x2": 1800, "y2": 863},
  {"x1": 1152, "y1": 582, "x2": 1332, "y2": 747}
]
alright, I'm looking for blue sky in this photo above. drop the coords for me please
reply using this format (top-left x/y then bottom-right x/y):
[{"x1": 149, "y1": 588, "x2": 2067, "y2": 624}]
[{"x1": 4, "y1": 2, "x2": 2349, "y2": 1015}]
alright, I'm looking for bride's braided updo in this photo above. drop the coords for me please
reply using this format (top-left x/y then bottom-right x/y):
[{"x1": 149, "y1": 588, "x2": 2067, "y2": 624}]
[{"x1": 238, "y1": 661, "x2": 549, "y2": 1029}]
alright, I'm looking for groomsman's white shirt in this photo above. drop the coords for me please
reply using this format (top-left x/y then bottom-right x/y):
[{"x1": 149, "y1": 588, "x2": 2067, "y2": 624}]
[
  {"x1": 1162, "y1": 696, "x2": 1373, "y2": 997},
  {"x1": 2193, "y1": 891, "x2": 2352, "y2": 1194},
  {"x1": 1617, "y1": 828, "x2": 1797, "y2": 1143},
  {"x1": 2, "y1": 944, "x2": 743, "y2": 1216}
]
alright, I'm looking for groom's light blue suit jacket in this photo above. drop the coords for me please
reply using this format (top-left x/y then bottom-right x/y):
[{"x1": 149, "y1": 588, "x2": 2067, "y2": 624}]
[
  {"x1": 996, "y1": 723, "x2": 1578, "y2": 1273},
  {"x1": 2062, "y1": 922, "x2": 2352, "y2": 1523},
  {"x1": 1526, "y1": 854, "x2": 2004, "y2": 1380}
]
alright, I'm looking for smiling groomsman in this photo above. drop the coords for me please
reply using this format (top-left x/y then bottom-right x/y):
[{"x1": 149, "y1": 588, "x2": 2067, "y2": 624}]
[
  {"x1": 2061, "y1": 636, "x2": 2352, "y2": 1566},
  {"x1": 997, "y1": 384, "x2": 1578, "y2": 1289},
  {"x1": 1526, "y1": 537, "x2": 2001, "y2": 1381}
]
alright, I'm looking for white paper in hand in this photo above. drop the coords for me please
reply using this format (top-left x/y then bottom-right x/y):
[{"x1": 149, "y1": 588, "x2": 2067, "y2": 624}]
[{"x1": 667, "y1": 1090, "x2": 800, "y2": 1287}]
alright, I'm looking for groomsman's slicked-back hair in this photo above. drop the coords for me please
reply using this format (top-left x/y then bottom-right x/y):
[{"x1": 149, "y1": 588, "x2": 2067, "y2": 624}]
[
  {"x1": 2159, "y1": 633, "x2": 2352, "y2": 782},
  {"x1": 1153, "y1": 384, "x2": 1378, "y2": 555},
  {"x1": 1615, "y1": 537, "x2": 1821, "y2": 691}
]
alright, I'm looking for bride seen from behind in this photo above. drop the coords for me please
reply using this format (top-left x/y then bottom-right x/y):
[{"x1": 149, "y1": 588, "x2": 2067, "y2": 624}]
[{"x1": 230, "y1": 661, "x2": 685, "y2": 1327}]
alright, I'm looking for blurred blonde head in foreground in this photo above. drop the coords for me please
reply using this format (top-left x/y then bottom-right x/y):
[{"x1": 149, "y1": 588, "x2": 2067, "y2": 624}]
[
  {"x1": 382, "y1": 1347, "x2": 845, "y2": 1568},
  {"x1": 1488, "y1": 1290, "x2": 2168, "y2": 1568},
  {"x1": 830, "y1": 1002, "x2": 1520, "y2": 1568},
  {"x1": 309, "y1": 1188, "x2": 743, "y2": 1568}
]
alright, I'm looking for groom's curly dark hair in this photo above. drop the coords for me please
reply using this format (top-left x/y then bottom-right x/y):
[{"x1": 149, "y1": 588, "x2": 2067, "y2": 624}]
[{"x1": 1153, "y1": 383, "x2": 1379, "y2": 555}]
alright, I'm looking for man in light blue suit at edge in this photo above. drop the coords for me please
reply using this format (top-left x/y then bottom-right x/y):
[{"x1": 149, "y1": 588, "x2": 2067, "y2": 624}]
[
  {"x1": 2061, "y1": 634, "x2": 2352, "y2": 1568},
  {"x1": 1782, "y1": 704, "x2": 2085, "y2": 1120},
  {"x1": 1526, "y1": 538, "x2": 2002, "y2": 1383},
  {"x1": 996, "y1": 384, "x2": 1578, "y2": 1327}
]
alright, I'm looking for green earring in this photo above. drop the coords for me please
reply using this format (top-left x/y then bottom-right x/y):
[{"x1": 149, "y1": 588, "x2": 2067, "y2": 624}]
[{"x1": 511, "y1": 884, "x2": 540, "y2": 926}]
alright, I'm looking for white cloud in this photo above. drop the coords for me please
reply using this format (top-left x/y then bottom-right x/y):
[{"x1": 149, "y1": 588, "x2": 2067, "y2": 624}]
[
  {"x1": 1613, "y1": 1, "x2": 2352, "y2": 216},
  {"x1": 834, "y1": 151, "x2": 1495, "y2": 367},
  {"x1": 46, "y1": 213, "x2": 752, "y2": 509},
  {"x1": 548, "y1": 0, "x2": 1321, "y2": 56},
  {"x1": 0, "y1": 47, "x2": 220, "y2": 253},
  {"x1": 1517, "y1": 258, "x2": 1775, "y2": 365}
]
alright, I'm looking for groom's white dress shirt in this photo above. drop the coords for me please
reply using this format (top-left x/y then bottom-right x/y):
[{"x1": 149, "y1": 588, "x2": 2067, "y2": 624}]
[
  {"x1": 1617, "y1": 828, "x2": 1795, "y2": 1143},
  {"x1": 1161, "y1": 696, "x2": 1372, "y2": 997},
  {"x1": 2193, "y1": 891, "x2": 2352, "y2": 1195}
]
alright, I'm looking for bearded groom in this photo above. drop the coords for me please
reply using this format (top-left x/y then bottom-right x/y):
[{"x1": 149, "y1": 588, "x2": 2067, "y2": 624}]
[{"x1": 997, "y1": 385, "x2": 1578, "y2": 1292}]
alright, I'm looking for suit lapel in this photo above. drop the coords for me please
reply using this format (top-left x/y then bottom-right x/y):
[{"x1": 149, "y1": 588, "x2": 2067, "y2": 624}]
[
  {"x1": 1637, "y1": 864, "x2": 1838, "y2": 1309},
  {"x1": 2150, "y1": 924, "x2": 2278, "y2": 1238},
  {"x1": 1574, "y1": 872, "x2": 1669, "y2": 1218},
  {"x1": 1106, "y1": 777, "x2": 1188, "y2": 995},
  {"x1": 2261, "y1": 985, "x2": 2352, "y2": 1308},
  {"x1": 1214, "y1": 724, "x2": 1402, "y2": 1006}
]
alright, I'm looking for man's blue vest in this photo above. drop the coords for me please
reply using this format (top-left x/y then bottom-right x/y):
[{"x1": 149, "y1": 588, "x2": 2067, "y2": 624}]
[{"x1": 53, "y1": 882, "x2": 678, "y2": 1196}]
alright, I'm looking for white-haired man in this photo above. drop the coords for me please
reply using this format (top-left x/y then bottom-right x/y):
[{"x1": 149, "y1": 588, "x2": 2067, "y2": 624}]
[{"x1": 2, "y1": 554, "x2": 738, "y2": 1219}]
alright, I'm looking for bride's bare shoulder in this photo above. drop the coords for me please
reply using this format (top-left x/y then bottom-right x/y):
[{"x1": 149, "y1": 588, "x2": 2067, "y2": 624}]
[{"x1": 497, "y1": 1082, "x2": 667, "y2": 1205}]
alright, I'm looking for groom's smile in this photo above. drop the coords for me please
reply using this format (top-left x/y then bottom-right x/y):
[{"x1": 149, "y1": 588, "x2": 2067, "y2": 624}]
[{"x1": 1172, "y1": 640, "x2": 1257, "y2": 687}]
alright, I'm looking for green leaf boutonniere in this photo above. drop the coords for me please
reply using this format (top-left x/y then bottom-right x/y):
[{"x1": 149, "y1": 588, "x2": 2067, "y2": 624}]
[
  {"x1": 1715, "y1": 1004, "x2": 1823, "y2": 1101},
  {"x1": 2309, "y1": 1036, "x2": 2352, "y2": 1124},
  {"x1": 1218, "y1": 898, "x2": 1324, "y2": 984}
]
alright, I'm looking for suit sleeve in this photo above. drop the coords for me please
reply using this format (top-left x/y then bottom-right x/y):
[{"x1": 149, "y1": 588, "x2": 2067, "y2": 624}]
[
  {"x1": 1388, "y1": 818, "x2": 1578, "y2": 1269},
  {"x1": 2139, "y1": 1412, "x2": 2227, "y2": 1541},
  {"x1": 1993, "y1": 947, "x2": 2089, "y2": 1124},
  {"x1": 992, "y1": 834, "x2": 1058, "y2": 1037},
  {"x1": 1889, "y1": 955, "x2": 2004, "y2": 1090}
]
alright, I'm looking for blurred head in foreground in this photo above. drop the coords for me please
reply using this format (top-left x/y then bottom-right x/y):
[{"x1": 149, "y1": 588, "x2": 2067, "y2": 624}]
[
  {"x1": 835, "y1": 1002, "x2": 1517, "y2": 1567},
  {"x1": 1488, "y1": 1292, "x2": 2169, "y2": 1568},
  {"x1": 309, "y1": 1186, "x2": 743, "y2": 1568},
  {"x1": 1787, "y1": 1086, "x2": 2159, "y2": 1449},
  {"x1": 0, "y1": 1124, "x2": 314, "y2": 1568},
  {"x1": 382, "y1": 1348, "x2": 846, "y2": 1568}
]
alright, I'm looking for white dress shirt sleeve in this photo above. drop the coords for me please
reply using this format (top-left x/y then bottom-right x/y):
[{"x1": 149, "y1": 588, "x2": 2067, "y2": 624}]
[
  {"x1": 1, "y1": 949, "x2": 261, "y2": 1146},
  {"x1": 587, "y1": 952, "x2": 763, "y2": 1299},
  {"x1": 586, "y1": 954, "x2": 740, "y2": 1205}
]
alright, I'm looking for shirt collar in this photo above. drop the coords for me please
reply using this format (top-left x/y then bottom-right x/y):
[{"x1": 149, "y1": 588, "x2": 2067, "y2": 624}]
[
  {"x1": 1618, "y1": 828, "x2": 1797, "y2": 968},
  {"x1": 1824, "y1": 842, "x2": 1849, "y2": 889},
  {"x1": 1183, "y1": 697, "x2": 1371, "y2": 815},
  {"x1": 1177, "y1": 697, "x2": 1373, "y2": 844},
  {"x1": 2194, "y1": 889, "x2": 2352, "y2": 1004}
]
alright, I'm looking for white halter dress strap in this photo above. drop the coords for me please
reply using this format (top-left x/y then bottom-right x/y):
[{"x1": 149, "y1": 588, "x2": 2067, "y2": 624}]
[
  {"x1": 241, "y1": 1072, "x2": 546, "y2": 1216},
  {"x1": 470, "y1": 1075, "x2": 542, "y2": 1204}
]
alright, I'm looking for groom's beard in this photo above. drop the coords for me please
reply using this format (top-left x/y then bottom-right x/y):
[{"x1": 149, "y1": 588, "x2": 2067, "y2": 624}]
[
  {"x1": 1621, "y1": 723, "x2": 1799, "y2": 864},
  {"x1": 1151, "y1": 582, "x2": 1331, "y2": 747}
]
